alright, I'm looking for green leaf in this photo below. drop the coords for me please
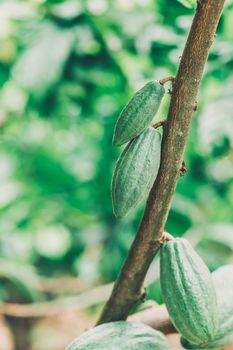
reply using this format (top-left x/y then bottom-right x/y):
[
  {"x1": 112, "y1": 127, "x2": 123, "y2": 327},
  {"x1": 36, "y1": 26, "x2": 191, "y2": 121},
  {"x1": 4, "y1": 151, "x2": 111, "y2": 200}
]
[
  {"x1": 12, "y1": 21, "x2": 74, "y2": 100},
  {"x1": 177, "y1": 0, "x2": 196, "y2": 9}
]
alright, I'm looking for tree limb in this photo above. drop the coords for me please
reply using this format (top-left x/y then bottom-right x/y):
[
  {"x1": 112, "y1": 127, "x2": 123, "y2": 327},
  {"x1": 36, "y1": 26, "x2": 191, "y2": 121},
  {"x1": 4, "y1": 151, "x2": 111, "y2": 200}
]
[
  {"x1": 97, "y1": 0, "x2": 226, "y2": 324},
  {"x1": 0, "y1": 259, "x2": 159, "y2": 318},
  {"x1": 0, "y1": 283, "x2": 112, "y2": 318},
  {"x1": 129, "y1": 305, "x2": 175, "y2": 334}
]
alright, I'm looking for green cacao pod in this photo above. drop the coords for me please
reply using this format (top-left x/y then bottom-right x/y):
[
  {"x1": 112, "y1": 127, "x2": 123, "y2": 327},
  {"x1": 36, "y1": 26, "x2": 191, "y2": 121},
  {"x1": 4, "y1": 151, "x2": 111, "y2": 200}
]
[
  {"x1": 181, "y1": 264, "x2": 233, "y2": 349},
  {"x1": 160, "y1": 238, "x2": 219, "y2": 344},
  {"x1": 65, "y1": 321, "x2": 169, "y2": 350},
  {"x1": 111, "y1": 127, "x2": 161, "y2": 219},
  {"x1": 112, "y1": 81, "x2": 165, "y2": 147}
]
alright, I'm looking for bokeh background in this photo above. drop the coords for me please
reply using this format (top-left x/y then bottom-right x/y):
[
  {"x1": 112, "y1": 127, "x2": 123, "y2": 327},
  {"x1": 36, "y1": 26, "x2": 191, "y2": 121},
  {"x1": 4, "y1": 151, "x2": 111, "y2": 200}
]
[{"x1": 0, "y1": 0, "x2": 233, "y2": 349}]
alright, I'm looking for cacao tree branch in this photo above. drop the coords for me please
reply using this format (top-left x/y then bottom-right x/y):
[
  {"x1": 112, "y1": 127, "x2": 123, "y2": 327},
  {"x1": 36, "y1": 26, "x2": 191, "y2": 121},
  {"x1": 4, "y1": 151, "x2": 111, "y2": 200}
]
[
  {"x1": 129, "y1": 305, "x2": 176, "y2": 334},
  {"x1": 0, "y1": 301, "x2": 175, "y2": 335},
  {"x1": 97, "y1": 0, "x2": 226, "y2": 324},
  {"x1": 0, "y1": 298, "x2": 175, "y2": 336}
]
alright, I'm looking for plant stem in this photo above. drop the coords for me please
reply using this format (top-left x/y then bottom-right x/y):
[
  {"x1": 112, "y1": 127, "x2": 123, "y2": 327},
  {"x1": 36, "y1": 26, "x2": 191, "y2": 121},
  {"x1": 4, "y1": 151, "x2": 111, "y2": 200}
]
[
  {"x1": 159, "y1": 76, "x2": 175, "y2": 85},
  {"x1": 97, "y1": 0, "x2": 226, "y2": 324}
]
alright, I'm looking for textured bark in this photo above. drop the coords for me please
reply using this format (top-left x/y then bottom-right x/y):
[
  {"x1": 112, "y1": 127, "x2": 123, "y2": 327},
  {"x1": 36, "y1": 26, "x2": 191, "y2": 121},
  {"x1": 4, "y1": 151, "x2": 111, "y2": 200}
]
[{"x1": 97, "y1": 0, "x2": 226, "y2": 324}]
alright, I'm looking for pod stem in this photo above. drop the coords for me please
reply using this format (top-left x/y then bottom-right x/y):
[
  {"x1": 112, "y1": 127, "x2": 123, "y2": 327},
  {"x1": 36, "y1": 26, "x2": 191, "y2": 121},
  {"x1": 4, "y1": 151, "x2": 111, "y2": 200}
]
[
  {"x1": 152, "y1": 120, "x2": 167, "y2": 129},
  {"x1": 159, "y1": 76, "x2": 175, "y2": 85},
  {"x1": 159, "y1": 231, "x2": 175, "y2": 244},
  {"x1": 97, "y1": 0, "x2": 226, "y2": 324}
]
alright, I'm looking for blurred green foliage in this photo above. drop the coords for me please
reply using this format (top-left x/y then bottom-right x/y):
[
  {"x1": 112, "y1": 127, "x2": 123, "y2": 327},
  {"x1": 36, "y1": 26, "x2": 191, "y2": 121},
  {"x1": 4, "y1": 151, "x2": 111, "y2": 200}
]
[{"x1": 0, "y1": 0, "x2": 232, "y2": 306}]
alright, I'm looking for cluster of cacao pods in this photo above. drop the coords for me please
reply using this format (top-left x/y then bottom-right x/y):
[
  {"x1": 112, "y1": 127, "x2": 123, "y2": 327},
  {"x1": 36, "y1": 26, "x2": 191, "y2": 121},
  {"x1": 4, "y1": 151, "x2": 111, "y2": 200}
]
[
  {"x1": 65, "y1": 236, "x2": 233, "y2": 350},
  {"x1": 160, "y1": 237, "x2": 233, "y2": 349},
  {"x1": 111, "y1": 81, "x2": 165, "y2": 218}
]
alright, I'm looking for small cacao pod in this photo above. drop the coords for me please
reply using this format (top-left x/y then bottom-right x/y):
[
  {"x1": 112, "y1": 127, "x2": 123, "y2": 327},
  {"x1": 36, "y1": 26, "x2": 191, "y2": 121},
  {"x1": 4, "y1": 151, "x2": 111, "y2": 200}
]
[
  {"x1": 111, "y1": 127, "x2": 161, "y2": 219},
  {"x1": 160, "y1": 238, "x2": 219, "y2": 344},
  {"x1": 65, "y1": 321, "x2": 169, "y2": 350},
  {"x1": 112, "y1": 81, "x2": 165, "y2": 147},
  {"x1": 181, "y1": 264, "x2": 233, "y2": 349}
]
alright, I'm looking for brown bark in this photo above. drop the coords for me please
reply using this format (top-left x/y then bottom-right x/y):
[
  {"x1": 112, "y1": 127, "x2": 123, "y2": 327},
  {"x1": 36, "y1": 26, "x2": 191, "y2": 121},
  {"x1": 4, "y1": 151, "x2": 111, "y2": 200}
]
[{"x1": 97, "y1": 0, "x2": 226, "y2": 324}]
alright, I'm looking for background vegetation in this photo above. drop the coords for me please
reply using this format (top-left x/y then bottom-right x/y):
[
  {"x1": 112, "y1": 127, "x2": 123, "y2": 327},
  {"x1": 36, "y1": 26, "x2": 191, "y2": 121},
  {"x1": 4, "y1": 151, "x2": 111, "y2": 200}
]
[{"x1": 0, "y1": 0, "x2": 232, "y2": 349}]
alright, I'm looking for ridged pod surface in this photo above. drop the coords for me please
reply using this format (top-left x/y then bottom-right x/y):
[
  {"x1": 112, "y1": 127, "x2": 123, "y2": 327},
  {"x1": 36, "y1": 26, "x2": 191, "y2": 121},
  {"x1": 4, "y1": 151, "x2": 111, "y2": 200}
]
[
  {"x1": 65, "y1": 321, "x2": 169, "y2": 350},
  {"x1": 181, "y1": 264, "x2": 233, "y2": 349},
  {"x1": 112, "y1": 81, "x2": 165, "y2": 147},
  {"x1": 160, "y1": 238, "x2": 219, "y2": 344},
  {"x1": 111, "y1": 127, "x2": 161, "y2": 219}
]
